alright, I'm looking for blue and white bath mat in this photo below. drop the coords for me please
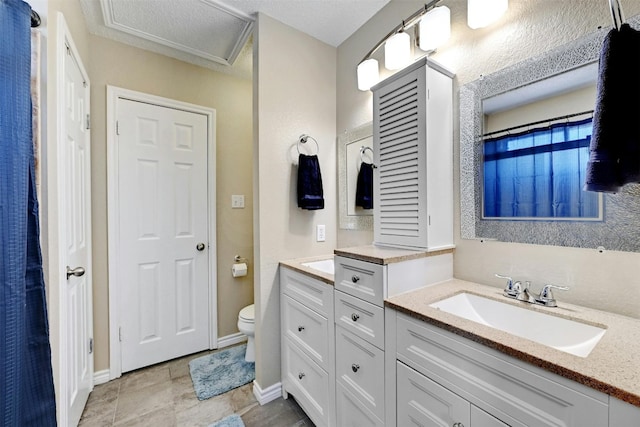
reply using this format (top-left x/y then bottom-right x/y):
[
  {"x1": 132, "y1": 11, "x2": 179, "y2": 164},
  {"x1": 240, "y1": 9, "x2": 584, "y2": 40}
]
[
  {"x1": 208, "y1": 414, "x2": 245, "y2": 427},
  {"x1": 189, "y1": 344, "x2": 255, "y2": 400}
]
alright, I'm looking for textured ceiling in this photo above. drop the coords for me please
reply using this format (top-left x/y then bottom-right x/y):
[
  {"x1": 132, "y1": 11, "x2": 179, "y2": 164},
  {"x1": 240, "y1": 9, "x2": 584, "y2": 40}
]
[{"x1": 80, "y1": 0, "x2": 390, "y2": 79}]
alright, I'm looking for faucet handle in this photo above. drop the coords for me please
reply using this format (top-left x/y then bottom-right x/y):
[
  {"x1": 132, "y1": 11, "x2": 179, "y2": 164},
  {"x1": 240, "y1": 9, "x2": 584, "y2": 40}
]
[
  {"x1": 496, "y1": 273, "x2": 516, "y2": 297},
  {"x1": 536, "y1": 284, "x2": 569, "y2": 307}
]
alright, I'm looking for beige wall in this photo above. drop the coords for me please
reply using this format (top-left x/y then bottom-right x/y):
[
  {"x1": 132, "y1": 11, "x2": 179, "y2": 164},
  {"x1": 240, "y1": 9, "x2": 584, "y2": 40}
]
[
  {"x1": 254, "y1": 13, "x2": 337, "y2": 389},
  {"x1": 45, "y1": 0, "x2": 254, "y2": 376},
  {"x1": 337, "y1": 0, "x2": 640, "y2": 319}
]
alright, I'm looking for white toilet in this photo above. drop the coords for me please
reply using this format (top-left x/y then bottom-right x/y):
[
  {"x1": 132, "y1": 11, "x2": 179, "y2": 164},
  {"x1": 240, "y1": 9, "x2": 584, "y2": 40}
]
[{"x1": 237, "y1": 304, "x2": 255, "y2": 362}]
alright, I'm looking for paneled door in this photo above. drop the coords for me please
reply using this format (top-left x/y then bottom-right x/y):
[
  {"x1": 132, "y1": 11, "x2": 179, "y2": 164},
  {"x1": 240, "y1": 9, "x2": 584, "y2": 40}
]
[
  {"x1": 61, "y1": 23, "x2": 93, "y2": 427},
  {"x1": 115, "y1": 98, "x2": 211, "y2": 372}
]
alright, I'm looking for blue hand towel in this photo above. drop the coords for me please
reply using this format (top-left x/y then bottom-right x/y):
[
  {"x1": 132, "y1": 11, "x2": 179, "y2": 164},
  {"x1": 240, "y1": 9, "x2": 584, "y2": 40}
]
[
  {"x1": 297, "y1": 154, "x2": 324, "y2": 210},
  {"x1": 355, "y1": 162, "x2": 374, "y2": 210},
  {"x1": 584, "y1": 23, "x2": 640, "y2": 193}
]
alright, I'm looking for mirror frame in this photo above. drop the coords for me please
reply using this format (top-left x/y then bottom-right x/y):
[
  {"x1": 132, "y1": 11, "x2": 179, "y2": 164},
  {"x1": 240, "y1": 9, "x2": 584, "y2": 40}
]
[
  {"x1": 338, "y1": 121, "x2": 374, "y2": 230},
  {"x1": 460, "y1": 17, "x2": 640, "y2": 252}
]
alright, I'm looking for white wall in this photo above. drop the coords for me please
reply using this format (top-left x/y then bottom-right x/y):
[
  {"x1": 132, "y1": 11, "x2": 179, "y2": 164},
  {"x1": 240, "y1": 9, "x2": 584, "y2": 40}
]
[
  {"x1": 254, "y1": 13, "x2": 337, "y2": 389},
  {"x1": 337, "y1": 0, "x2": 640, "y2": 319}
]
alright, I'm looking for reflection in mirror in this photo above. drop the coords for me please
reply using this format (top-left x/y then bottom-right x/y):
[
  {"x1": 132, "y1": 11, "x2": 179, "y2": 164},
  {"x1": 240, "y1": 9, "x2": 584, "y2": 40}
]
[
  {"x1": 481, "y1": 63, "x2": 603, "y2": 221},
  {"x1": 460, "y1": 17, "x2": 640, "y2": 252},
  {"x1": 338, "y1": 122, "x2": 374, "y2": 230}
]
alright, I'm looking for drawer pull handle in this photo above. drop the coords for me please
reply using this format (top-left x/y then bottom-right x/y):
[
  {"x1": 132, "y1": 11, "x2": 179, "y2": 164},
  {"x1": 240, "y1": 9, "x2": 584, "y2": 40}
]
[
  {"x1": 351, "y1": 313, "x2": 360, "y2": 322},
  {"x1": 351, "y1": 275, "x2": 360, "y2": 283},
  {"x1": 298, "y1": 326, "x2": 305, "y2": 332},
  {"x1": 351, "y1": 363, "x2": 360, "y2": 373},
  {"x1": 298, "y1": 372, "x2": 305, "y2": 380}
]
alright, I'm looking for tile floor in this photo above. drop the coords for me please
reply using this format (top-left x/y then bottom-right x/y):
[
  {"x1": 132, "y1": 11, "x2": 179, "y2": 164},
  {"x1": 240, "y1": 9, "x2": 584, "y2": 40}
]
[{"x1": 78, "y1": 346, "x2": 315, "y2": 427}]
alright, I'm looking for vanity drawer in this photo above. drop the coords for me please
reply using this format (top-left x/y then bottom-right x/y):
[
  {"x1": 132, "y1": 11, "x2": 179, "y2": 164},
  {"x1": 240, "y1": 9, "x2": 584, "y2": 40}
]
[
  {"x1": 282, "y1": 337, "x2": 330, "y2": 427},
  {"x1": 395, "y1": 312, "x2": 608, "y2": 427},
  {"x1": 335, "y1": 256, "x2": 384, "y2": 306},
  {"x1": 335, "y1": 326, "x2": 385, "y2": 421},
  {"x1": 336, "y1": 382, "x2": 384, "y2": 427},
  {"x1": 280, "y1": 266, "x2": 333, "y2": 318},
  {"x1": 334, "y1": 290, "x2": 384, "y2": 349},
  {"x1": 282, "y1": 294, "x2": 330, "y2": 370}
]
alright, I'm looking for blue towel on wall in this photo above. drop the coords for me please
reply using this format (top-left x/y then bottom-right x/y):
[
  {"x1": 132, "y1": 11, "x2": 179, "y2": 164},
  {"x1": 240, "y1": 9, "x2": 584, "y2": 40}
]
[
  {"x1": 355, "y1": 162, "x2": 374, "y2": 209},
  {"x1": 584, "y1": 23, "x2": 640, "y2": 193},
  {"x1": 297, "y1": 154, "x2": 325, "y2": 210}
]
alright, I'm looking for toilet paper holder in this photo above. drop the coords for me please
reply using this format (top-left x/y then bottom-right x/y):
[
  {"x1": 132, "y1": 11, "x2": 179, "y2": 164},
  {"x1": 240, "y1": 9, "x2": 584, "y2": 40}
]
[{"x1": 232, "y1": 255, "x2": 249, "y2": 278}]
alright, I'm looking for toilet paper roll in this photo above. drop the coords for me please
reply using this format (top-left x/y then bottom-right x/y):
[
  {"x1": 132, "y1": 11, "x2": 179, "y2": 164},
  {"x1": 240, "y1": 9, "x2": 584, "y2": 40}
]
[{"x1": 232, "y1": 262, "x2": 248, "y2": 278}]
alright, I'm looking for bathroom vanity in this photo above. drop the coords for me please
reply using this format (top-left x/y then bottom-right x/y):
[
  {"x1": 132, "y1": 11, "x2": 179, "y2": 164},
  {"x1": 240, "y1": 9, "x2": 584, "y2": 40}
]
[{"x1": 280, "y1": 248, "x2": 640, "y2": 427}]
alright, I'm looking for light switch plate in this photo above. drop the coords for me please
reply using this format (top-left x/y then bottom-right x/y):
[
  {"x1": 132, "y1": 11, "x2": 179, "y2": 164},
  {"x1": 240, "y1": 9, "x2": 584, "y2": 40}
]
[{"x1": 231, "y1": 195, "x2": 245, "y2": 208}]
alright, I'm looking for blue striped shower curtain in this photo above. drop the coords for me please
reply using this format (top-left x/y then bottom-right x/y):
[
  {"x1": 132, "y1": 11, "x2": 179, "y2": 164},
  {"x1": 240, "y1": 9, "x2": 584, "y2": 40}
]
[{"x1": 1, "y1": 0, "x2": 57, "y2": 425}]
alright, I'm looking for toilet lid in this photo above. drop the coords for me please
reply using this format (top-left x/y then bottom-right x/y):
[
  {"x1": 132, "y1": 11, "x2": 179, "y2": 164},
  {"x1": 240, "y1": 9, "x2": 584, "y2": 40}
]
[{"x1": 239, "y1": 304, "x2": 255, "y2": 321}]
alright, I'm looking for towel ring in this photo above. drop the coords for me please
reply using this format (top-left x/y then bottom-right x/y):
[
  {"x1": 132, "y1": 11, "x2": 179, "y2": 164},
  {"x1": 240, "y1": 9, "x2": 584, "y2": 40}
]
[
  {"x1": 297, "y1": 134, "x2": 319, "y2": 155},
  {"x1": 358, "y1": 146, "x2": 377, "y2": 170},
  {"x1": 609, "y1": 0, "x2": 625, "y2": 30}
]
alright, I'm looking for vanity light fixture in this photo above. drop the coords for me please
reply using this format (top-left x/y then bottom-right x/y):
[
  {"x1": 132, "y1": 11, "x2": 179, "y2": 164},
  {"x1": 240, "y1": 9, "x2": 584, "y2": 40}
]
[
  {"x1": 467, "y1": 0, "x2": 509, "y2": 29},
  {"x1": 384, "y1": 31, "x2": 411, "y2": 70},
  {"x1": 357, "y1": 58, "x2": 380, "y2": 91},
  {"x1": 356, "y1": 0, "x2": 508, "y2": 91},
  {"x1": 419, "y1": 6, "x2": 451, "y2": 52}
]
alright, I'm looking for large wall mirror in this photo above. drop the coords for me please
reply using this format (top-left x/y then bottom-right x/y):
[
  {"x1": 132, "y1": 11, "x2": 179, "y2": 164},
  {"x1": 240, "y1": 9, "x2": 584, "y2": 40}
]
[
  {"x1": 460, "y1": 16, "x2": 640, "y2": 252},
  {"x1": 338, "y1": 122, "x2": 374, "y2": 230}
]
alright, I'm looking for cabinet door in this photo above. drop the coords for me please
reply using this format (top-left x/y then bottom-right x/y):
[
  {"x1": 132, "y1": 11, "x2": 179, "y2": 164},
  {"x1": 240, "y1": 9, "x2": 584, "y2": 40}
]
[
  {"x1": 373, "y1": 62, "x2": 428, "y2": 249},
  {"x1": 336, "y1": 327, "x2": 385, "y2": 420},
  {"x1": 397, "y1": 361, "x2": 470, "y2": 427}
]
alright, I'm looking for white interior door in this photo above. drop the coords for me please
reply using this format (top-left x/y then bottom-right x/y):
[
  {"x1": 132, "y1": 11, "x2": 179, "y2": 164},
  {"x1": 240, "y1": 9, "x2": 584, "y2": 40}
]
[
  {"x1": 116, "y1": 98, "x2": 211, "y2": 372},
  {"x1": 62, "y1": 34, "x2": 93, "y2": 426}
]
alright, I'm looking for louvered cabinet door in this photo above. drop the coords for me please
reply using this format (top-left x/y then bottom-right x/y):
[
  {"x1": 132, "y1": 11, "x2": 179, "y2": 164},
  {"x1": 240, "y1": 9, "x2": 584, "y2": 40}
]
[{"x1": 372, "y1": 58, "x2": 453, "y2": 251}]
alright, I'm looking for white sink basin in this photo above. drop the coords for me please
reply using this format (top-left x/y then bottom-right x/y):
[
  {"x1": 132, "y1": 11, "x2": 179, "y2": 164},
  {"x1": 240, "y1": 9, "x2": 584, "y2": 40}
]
[
  {"x1": 301, "y1": 259, "x2": 334, "y2": 275},
  {"x1": 429, "y1": 292, "x2": 606, "y2": 358}
]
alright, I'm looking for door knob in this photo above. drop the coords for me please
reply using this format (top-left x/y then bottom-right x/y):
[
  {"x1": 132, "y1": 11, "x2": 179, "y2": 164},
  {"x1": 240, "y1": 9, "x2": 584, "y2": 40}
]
[
  {"x1": 66, "y1": 266, "x2": 85, "y2": 280},
  {"x1": 196, "y1": 243, "x2": 206, "y2": 251}
]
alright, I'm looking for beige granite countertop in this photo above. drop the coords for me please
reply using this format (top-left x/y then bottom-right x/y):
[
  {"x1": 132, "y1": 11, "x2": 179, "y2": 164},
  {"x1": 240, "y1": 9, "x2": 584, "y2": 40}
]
[
  {"x1": 334, "y1": 244, "x2": 454, "y2": 265},
  {"x1": 385, "y1": 279, "x2": 640, "y2": 408},
  {"x1": 279, "y1": 254, "x2": 334, "y2": 285}
]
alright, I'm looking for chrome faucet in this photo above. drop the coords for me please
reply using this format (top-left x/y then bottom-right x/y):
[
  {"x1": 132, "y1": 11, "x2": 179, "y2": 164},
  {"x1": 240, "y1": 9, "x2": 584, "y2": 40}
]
[
  {"x1": 535, "y1": 284, "x2": 570, "y2": 307},
  {"x1": 496, "y1": 273, "x2": 569, "y2": 307}
]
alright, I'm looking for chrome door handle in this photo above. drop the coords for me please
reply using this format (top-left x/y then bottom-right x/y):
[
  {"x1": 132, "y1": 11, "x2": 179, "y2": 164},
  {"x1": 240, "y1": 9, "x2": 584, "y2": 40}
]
[
  {"x1": 66, "y1": 266, "x2": 85, "y2": 280},
  {"x1": 196, "y1": 243, "x2": 206, "y2": 251}
]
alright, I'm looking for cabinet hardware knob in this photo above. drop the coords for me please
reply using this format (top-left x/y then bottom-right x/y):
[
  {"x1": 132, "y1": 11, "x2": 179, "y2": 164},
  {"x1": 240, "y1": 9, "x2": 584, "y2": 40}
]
[
  {"x1": 351, "y1": 275, "x2": 360, "y2": 283},
  {"x1": 298, "y1": 326, "x2": 305, "y2": 332},
  {"x1": 452, "y1": 423, "x2": 465, "y2": 427},
  {"x1": 298, "y1": 372, "x2": 305, "y2": 380},
  {"x1": 351, "y1": 313, "x2": 360, "y2": 322},
  {"x1": 351, "y1": 364, "x2": 360, "y2": 373}
]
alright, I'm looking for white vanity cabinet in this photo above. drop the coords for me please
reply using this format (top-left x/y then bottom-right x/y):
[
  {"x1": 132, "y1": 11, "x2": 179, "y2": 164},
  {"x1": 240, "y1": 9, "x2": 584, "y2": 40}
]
[
  {"x1": 371, "y1": 57, "x2": 454, "y2": 251},
  {"x1": 280, "y1": 267, "x2": 335, "y2": 427},
  {"x1": 334, "y1": 257, "x2": 386, "y2": 425},
  {"x1": 388, "y1": 309, "x2": 610, "y2": 427}
]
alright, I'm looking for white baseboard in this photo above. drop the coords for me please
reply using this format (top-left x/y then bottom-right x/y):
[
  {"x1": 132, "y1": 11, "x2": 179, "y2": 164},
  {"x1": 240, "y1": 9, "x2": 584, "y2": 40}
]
[
  {"x1": 217, "y1": 332, "x2": 248, "y2": 349},
  {"x1": 93, "y1": 369, "x2": 111, "y2": 385},
  {"x1": 253, "y1": 380, "x2": 282, "y2": 406}
]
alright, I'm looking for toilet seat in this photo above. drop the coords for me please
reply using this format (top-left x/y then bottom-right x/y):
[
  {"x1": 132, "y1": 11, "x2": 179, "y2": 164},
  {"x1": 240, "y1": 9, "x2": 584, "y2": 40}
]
[{"x1": 239, "y1": 304, "x2": 254, "y2": 322}]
